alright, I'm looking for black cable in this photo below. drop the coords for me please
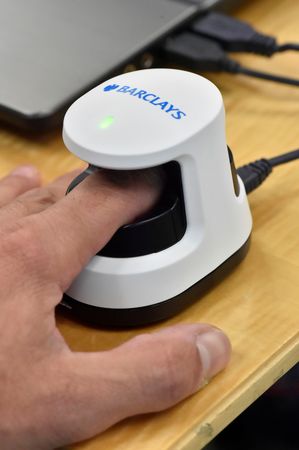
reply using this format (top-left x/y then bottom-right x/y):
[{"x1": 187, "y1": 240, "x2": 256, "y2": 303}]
[
  {"x1": 162, "y1": 32, "x2": 299, "y2": 88},
  {"x1": 191, "y1": 12, "x2": 299, "y2": 57},
  {"x1": 268, "y1": 148, "x2": 299, "y2": 167},
  {"x1": 235, "y1": 66, "x2": 299, "y2": 88},
  {"x1": 237, "y1": 148, "x2": 299, "y2": 194},
  {"x1": 278, "y1": 43, "x2": 299, "y2": 53}
]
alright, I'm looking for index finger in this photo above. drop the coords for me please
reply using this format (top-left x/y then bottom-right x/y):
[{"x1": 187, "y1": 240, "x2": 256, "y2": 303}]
[{"x1": 19, "y1": 169, "x2": 161, "y2": 293}]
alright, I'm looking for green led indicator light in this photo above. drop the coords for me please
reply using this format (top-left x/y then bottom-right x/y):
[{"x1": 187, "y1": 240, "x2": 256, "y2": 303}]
[{"x1": 99, "y1": 115, "x2": 115, "y2": 129}]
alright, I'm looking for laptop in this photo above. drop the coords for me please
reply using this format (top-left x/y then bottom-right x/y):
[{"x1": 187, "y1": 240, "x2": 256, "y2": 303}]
[{"x1": 0, "y1": 0, "x2": 240, "y2": 131}]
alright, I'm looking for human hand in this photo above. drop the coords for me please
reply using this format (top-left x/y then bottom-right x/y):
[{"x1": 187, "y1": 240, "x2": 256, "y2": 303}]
[{"x1": 0, "y1": 165, "x2": 231, "y2": 449}]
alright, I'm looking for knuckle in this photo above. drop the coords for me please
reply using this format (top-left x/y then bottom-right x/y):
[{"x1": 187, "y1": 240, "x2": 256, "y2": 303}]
[
  {"x1": 26, "y1": 187, "x2": 58, "y2": 208},
  {"x1": 2, "y1": 188, "x2": 58, "y2": 220}
]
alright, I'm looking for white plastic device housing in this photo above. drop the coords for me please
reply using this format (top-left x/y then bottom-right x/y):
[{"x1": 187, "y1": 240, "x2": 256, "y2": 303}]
[{"x1": 63, "y1": 68, "x2": 252, "y2": 310}]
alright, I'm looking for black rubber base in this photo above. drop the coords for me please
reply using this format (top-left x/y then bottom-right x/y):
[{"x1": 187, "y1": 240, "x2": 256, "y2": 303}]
[{"x1": 59, "y1": 236, "x2": 251, "y2": 328}]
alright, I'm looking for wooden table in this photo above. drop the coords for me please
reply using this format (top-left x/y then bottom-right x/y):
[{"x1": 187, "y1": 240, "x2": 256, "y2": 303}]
[{"x1": 1, "y1": 0, "x2": 299, "y2": 448}]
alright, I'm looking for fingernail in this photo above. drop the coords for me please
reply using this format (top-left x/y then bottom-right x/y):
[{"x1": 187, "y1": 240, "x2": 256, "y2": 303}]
[
  {"x1": 196, "y1": 329, "x2": 231, "y2": 386},
  {"x1": 11, "y1": 165, "x2": 40, "y2": 179}
]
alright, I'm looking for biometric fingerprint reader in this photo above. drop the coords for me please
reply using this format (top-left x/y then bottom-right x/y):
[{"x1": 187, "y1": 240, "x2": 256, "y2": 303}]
[{"x1": 62, "y1": 68, "x2": 252, "y2": 327}]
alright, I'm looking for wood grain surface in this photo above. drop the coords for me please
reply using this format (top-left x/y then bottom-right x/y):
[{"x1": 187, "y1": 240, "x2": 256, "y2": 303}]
[{"x1": 0, "y1": 0, "x2": 299, "y2": 449}]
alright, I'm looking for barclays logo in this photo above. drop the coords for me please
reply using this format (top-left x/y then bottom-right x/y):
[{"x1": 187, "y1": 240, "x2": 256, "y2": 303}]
[
  {"x1": 103, "y1": 84, "x2": 120, "y2": 92},
  {"x1": 103, "y1": 84, "x2": 186, "y2": 120}
]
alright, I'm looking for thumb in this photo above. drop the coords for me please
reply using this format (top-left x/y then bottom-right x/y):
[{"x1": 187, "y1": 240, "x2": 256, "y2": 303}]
[{"x1": 49, "y1": 324, "x2": 231, "y2": 446}]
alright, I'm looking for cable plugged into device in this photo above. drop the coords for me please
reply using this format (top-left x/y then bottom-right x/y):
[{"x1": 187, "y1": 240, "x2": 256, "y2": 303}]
[
  {"x1": 191, "y1": 12, "x2": 299, "y2": 56},
  {"x1": 237, "y1": 159, "x2": 272, "y2": 194},
  {"x1": 237, "y1": 148, "x2": 299, "y2": 194},
  {"x1": 162, "y1": 31, "x2": 299, "y2": 88}
]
